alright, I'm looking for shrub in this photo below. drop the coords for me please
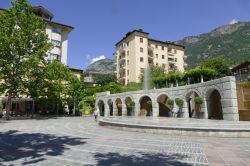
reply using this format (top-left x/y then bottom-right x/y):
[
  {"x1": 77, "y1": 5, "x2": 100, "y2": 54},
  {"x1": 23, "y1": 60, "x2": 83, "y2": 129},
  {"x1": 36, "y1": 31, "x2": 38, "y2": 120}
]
[
  {"x1": 175, "y1": 98, "x2": 184, "y2": 107},
  {"x1": 166, "y1": 98, "x2": 174, "y2": 109},
  {"x1": 194, "y1": 97, "x2": 203, "y2": 105}
]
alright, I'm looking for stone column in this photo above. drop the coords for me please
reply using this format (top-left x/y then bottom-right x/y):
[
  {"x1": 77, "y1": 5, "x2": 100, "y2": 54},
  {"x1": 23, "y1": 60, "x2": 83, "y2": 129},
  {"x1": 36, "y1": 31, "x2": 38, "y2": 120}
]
[
  {"x1": 201, "y1": 98, "x2": 208, "y2": 119},
  {"x1": 172, "y1": 102, "x2": 178, "y2": 118},
  {"x1": 152, "y1": 101, "x2": 159, "y2": 117},
  {"x1": 134, "y1": 102, "x2": 140, "y2": 117},
  {"x1": 182, "y1": 101, "x2": 189, "y2": 118},
  {"x1": 104, "y1": 104, "x2": 109, "y2": 117},
  {"x1": 122, "y1": 103, "x2": 127, "y2": 116}
]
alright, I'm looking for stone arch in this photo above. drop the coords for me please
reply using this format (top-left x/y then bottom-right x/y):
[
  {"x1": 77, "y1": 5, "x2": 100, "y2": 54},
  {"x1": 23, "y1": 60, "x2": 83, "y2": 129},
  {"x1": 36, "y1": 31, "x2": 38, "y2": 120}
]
[
  {"x1": 139, "y1": 96, "x2": 153, "y2": 116},
  {"x1": 185, "y1": 90, "x2": 201, "y2": 118},
  {"x1": 205, "y1": 88, "x2": 223, "y2": 120},
  {"x1": 125, "y1": 97, "x2": 134, "y2": 116},
  {"x1": 107, "y1": 99, "x2": 113, "y2": 116},
  {"x1": 115, "y1": 98, "x2": 122, "y2": 116},
  {"x1": 97, "y1": 100, "x2": 105, "y2": 116},
  {"x1": 157, "y1": 94, "x2": 171, "y2": 117}
]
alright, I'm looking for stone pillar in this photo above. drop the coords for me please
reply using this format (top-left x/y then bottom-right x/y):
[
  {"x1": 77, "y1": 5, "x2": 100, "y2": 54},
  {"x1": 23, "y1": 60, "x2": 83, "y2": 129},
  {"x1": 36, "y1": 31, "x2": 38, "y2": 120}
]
[
  {"x1": 172, "y1": 102, "x2": 178, "y2": 118},
  {"x1": 152, "y1": 101, "x2": 159, "y2": 117},
  {"x1": 182, "y1": 101, "x2": 189, "y2": 118},
  {"x1": 104, "y1": 104, "x2": 109, "y2": 117},
  {"x1": 122, "y1": 103, "x2": 127, "y2": 116},
  {"x1": 202, "y1": 98, "x2": 208, "y2": 119},
  {"x1": 134, "y1": 102, "x2": 140, "y2": 117}
]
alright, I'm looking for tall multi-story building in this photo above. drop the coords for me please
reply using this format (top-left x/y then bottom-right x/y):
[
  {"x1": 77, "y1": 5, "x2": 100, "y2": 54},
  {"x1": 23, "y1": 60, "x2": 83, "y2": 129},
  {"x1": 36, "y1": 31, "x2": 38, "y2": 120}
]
[
  {"x1": 33, "y1": 6, "x2": 73, "y2": 65},
  {"x1": 0, "y1": 6, "x2": 73, "y2": 65},
  {"x1": 114, "y1": 29, "x2": 187, "y2": 85}
]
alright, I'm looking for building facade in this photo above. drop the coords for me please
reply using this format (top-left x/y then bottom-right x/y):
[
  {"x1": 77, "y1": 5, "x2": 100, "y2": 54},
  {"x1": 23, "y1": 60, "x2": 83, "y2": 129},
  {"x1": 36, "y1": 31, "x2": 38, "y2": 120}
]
[
  {"x1": 232, "y1": 61, "x2": 250, "y2": 82},
  {"x1": 114, "y1": 29, "x2": 187, "y2": 85}
]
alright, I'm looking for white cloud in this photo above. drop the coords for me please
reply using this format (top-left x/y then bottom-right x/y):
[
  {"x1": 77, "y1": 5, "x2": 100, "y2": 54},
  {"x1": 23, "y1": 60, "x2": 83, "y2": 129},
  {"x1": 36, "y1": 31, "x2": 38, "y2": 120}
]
[
  {"x1": 91, "y1": 55, "x2": 106, "y2": 64},
  {"x1": 229, "y1": 19, "x2": 239, "y2": 25}
]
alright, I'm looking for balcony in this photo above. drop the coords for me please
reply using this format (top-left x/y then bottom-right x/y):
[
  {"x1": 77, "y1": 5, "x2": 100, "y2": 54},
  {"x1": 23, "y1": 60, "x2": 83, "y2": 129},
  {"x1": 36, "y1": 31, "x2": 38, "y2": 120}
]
[
  {"x1": 168, "y1": 53, "x2": 175, "y2": 57},
  {"x1": 148, "y1": 54, "x2": 153, "y2": 59},
  {"x1": 119, "y1": 56, "x2": 126, "y2": 62}
]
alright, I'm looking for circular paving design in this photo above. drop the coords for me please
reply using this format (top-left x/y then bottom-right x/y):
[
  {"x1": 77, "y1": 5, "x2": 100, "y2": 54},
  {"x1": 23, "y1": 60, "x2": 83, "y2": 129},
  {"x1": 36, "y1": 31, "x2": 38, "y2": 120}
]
[{"x1": 0, "y1": 117, "x2": 250, "y2": 165}]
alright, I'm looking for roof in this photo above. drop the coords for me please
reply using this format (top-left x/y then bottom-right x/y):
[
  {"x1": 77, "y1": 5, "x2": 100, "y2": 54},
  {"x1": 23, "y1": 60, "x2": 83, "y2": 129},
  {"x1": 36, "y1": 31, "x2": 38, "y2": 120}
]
[
  {"x1": 115, "y1": 29, "x2": 149, "y2": 46},
  {"x1": 69, "y1": 67, "x2": 83, "y2": 73},
  {"x1": 231, "y1": 61, "x2": 250, "y2": 71},
  {"x1": 45, "y1": 20, "x2": 74, "y2": 30},
  {"x1": 148, "y1": 38, "x2": 185, "y2": 49},
  {"x1": 115, "y1": 29, "x2": 185, "y2": 49},
  {"x1": 33, "y1": 6, "x2": 54, "y2": 20}
]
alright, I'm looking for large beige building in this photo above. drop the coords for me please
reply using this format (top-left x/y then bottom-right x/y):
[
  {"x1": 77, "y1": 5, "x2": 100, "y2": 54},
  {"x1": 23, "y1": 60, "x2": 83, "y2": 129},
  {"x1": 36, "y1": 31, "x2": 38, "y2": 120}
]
[{"x1": 114, "y1": 29, "x2": 187, "y2": 85}]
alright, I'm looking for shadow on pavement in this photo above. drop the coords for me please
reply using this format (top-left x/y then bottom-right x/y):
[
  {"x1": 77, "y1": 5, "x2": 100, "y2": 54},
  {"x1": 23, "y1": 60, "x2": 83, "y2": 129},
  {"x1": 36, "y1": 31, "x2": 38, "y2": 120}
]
[
  {"x1": 0, "y1": 130, "x2": 87, "y2": 165},
  {"x1": 94, "y1": 152, "x2": 192, "y2": 166}
]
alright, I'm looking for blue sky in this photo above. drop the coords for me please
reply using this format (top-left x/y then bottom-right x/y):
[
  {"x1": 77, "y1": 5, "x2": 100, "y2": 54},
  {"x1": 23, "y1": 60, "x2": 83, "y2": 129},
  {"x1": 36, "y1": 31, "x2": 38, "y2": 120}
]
[{"x1": 1, "y1": 0, "x2": 250, "y2": 70}]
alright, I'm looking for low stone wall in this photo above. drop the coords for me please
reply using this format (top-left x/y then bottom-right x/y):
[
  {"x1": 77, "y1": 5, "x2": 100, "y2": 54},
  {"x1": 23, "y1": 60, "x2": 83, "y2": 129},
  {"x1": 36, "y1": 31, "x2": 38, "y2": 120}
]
[{"x1": 96, "y1": 76, "x2": 239, "y2": 121}]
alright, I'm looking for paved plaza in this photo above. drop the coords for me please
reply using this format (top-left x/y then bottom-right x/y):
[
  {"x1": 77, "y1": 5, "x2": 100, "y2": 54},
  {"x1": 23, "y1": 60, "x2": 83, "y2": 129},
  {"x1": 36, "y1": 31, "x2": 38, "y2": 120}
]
[{"x1": 0, "y1": 117, "x2": 250, "y2": 166}]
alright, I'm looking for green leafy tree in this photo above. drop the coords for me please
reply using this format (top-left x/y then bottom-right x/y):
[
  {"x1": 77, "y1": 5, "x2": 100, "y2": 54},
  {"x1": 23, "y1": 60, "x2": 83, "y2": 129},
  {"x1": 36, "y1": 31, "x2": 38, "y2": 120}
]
[
  {"x1": 200, "y1": 58, "x2": 231, "y2": 77},
  {"x1": 102, "y1": 82, "x2": 122, "y2": 94},
  {"x1": 184, "y1": 68, "x2": 217, "y2": 84},
  {"x1": 0, "y1": 0, "x2": 52, "y2": 119},
  {"x1": 42, "y1": 60, "x2": 73, "y2": 114},
  {"x1": 93, "y1": 74, "x2": 117, "y2": 86}
]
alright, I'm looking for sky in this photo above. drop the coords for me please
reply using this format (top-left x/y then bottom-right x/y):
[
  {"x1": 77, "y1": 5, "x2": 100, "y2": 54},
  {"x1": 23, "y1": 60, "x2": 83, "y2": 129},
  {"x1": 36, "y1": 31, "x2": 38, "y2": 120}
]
[{"x1": 1, "y1": 0, "x2": 250, "y2": 70}]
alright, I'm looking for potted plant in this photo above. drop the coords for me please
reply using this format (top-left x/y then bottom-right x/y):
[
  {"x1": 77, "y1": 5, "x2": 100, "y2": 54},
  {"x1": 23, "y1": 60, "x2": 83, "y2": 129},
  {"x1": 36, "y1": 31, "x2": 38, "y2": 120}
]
[
  {"x1": 165, "y1": 98, "x2": 174, "y2": 117},
  {"x1": 175, "y1": 98, "x2": 184, "y2": 117},
  {"x1": 194, "y1": 96, "x2": 204, "y2": 118}
]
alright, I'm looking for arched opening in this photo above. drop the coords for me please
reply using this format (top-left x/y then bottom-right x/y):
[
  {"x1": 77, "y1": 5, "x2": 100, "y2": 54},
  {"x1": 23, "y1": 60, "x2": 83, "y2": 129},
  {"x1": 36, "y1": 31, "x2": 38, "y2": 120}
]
[
  {"x1": 139, "y1": 96, "x2": 152, "y2": 116},
  {"x1": 125, "y1": 97, "x2": 134, "y2": 116},
  {"x1": 97, "y1": 100, "x2": 105, "y2": 116},
  {"x1": 107, "y1": 99, "x2": 113, "y2": 116},
  {"x1": 157, "y1": 94, "x2": 171, "y2": 117},
  {"x1": 208, "y1": 90, "x2": 223, "y2": 120},
  {"x1": 115, "y1": 98, "x2": 122, "y2": 116},
  {"x1": 186, "y1": 91, "x2": 200, "y2": 118}
]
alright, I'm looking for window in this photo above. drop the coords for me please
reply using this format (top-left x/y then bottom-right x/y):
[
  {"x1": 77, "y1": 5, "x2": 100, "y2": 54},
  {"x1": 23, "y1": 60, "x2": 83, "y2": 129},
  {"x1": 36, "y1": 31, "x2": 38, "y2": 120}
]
[
  {"x1": 174, "y1": 50, "x2": 177, "y2": 54},
  {"x1": 127, "y1": 60, "x2": 129, "y2": 65},
  {"x1": 168, "y1": 48, "x2": 172, "y2": 52},
  {"x1": 162, "y1": 55, "x2": 165, "y2": 59},
  {"x1": 156, "y1": 62, "x2": 158, "y2": 66},
  {"x1": 140, "y1": 47, "x2": 143, "y2": 52},
  {"x1": 175, "y1": 58, "x2": 177, "y2": 62},
  {"x1": 127, "y1": 42, "x2": 129, "y2": 46},
  {"x1": 127, "y1": 51, "x2": 129, "y2": 56},
  {"x1": 48, "y1": 53, "x2": 61, "y2": 63},
  {"x1": 156, "y1": 54, "x2": 158, "y2": 58},
  {"x1": 52, "y1": 27, "x2": 61, "y2": 34},
  {"x1": 140, "y1": 68, "x2": 145, "y2": 73},
  {"x1": 140, "y1": 38, "x2": 143, "y2": 43},
  {"x1": 140, "y1": 57, "x2": 143, "y2": 62},
  {"x1": 162, "y1": 46, "x2": 164, "y2": 50},
  {"x1": 52, "y1": 40, "x2": 61, "y2": 48},
  {"x1": 155, "y1": 45, "x2": 158, "y2": 49},
  {"x1": 127, "y1": 70, "x2": 129, "y2": 75},
  {"x1": 162, "y1": 64, "x2": 166, "y2": 68}
]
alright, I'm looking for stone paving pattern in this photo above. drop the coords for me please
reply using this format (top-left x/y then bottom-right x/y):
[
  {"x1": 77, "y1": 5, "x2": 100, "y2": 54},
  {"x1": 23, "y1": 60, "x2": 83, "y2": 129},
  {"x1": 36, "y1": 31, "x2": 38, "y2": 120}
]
[{"x1": 0, "y1": 117, "x2": 249, "y2": 166}]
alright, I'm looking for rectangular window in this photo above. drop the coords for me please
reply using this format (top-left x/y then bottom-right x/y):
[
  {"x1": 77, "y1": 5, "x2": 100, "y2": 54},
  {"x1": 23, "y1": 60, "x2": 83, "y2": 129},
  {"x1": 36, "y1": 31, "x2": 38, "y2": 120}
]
[
  {"x1": 162, "y1": 64, "x2": 166, "y2": 68},
  {"x1": 140, "y1": 57, "x2": 143, "y2": 62},
  {"x1": 48, "y1": 53, "x2": 61, "y2": 63},
  {"x1": 127, "y1": 51, "x2": 129, "y2": 56},
  {"x1": 174, "y1": 50, "x2": 177, "y2": 54},
  {"x1": 175, "y1": 58, "x2": 177, "y2": 62},
  {"x1": 140, "y1": 68, "x2": 145, "y2": 73},
  {"x1": 162, "y1": 46, "x2": 164, "y2": 50},
  {"x1": 162, "y1": 55, "x2": 165, "y2": 59},
  {"x1": 140, "y1": 47, "x2": 143, "y2": 52},
  {"x1": 156, "y1": 54, "x2": 158, "y2": 58},
  {"x1": 155, "y1": 45, "x2": 158, "y2": 49},
  {"x1": 52, "y1": 27, "x2": 61, "y2": 34},
  {"x1": 52, "y1": 40, "x2": 61, "y2": 48},
  {"x1": 156, "y1": 62, "x2": 158, "y2": 66},
  {"x1": 127, "y1": 70, "x2": 129, "y2": 75},
  {"x1": 168, "y1": 48, "x2": 172, "y2": 52},
  {"x1": 127, "y1": 42, "x2": 129, "y2": 46},
  {"x1": 140, "y1": 38, "x2": 143, "y2": 43},
  {"x1": 127, "y1": 60, "x2": 129, "y2": 65}
]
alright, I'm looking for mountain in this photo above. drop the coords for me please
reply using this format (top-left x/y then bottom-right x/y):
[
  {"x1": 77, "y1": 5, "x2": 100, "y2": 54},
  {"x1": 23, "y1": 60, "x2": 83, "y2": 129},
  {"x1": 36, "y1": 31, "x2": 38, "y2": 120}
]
[
  {"x1": 176, "y1": 22, "x2": 250, "y2": 69},
  {"x1": 85, "y1": 58, "x2": 115, "y2": 74}
]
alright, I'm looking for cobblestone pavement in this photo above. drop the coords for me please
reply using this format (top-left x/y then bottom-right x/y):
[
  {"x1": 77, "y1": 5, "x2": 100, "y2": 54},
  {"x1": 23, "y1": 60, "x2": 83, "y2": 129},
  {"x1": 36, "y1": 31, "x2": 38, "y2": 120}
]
[{"x1": 0, "y1": 117, "x2": 249, "y2": 166}]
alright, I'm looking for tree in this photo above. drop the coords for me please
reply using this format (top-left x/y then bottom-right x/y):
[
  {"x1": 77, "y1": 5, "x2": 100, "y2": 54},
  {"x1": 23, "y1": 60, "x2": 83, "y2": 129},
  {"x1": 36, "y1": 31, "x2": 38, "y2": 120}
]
[
  {"x1": 42, "y1": 60, "x2": 73, "y2": 114},
  {"x1": 140, "y1": 65, "x2": 166, "y2": 84},
  {"x1": 200, "y1": 58, "x2": 231, "y2": 78},
  {"x1": 93, "y1": 74, "x2": 117, "y2": 86},
  {"x1": 0, "y1": 0, "x2": 52, "y2": 119}
]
